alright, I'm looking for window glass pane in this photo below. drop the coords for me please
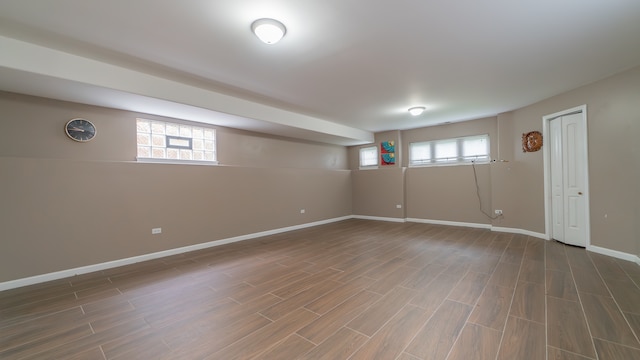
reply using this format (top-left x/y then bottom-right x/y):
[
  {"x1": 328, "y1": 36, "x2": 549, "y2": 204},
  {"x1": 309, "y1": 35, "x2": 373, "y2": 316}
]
[
  {"x1": 409, "y1": 134, "x2": 489, "y2": 166},
  {"x1": 410, "y1": 143, "x2": 431, "y2": 164},
  {"x1": 138, "y1": 146, "x2": 150, "y2": 158},
  {"x1": 166, "y1": 123, "x2": 179, "y2": 136},
  {"x1": 136, "y1": 118, "x2": 216, "y2": 163},
  {"x1": 151, "y1": 121, "x2": 165, "y2": 134},
  {"x1": 463, "y1": 137, "x2": 488, "y2": 157},
  {"x1": 180, "y1": 149, "x2": 193, "y2": 160},
  {"x1": 180, "y1": 125, "x2": 192, "y2": 137},
  {"x1": 152, "y1": 148, "x2": 166, "y2": 158},
  {"x1": 360, "y1": 146, "x2": 377, "y2": 167},
  {"x1": 137, "y1": 133, "x2": 151, "y2": 146},
  {"x1": 435, "y1": 140, "x2": 457, "y2": 161},
  {"x1": 152, "y1": 134, "x2": 166, "y2": 147},
  {"x1": 136, "y1": 119, "x2": 150, "y2": 133},
  {"x1": 167, "y1": 148, "x2": 179, "y2": 159}
]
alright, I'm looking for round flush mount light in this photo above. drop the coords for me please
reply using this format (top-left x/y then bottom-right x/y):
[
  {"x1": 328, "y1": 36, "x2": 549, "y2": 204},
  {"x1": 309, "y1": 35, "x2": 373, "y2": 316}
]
[
  {"x1": 408, "y1": 106, "x2": 426, "y2": 116},
  {"x1": 251, "y1": 18, "x2": 286, "y2": 44}
]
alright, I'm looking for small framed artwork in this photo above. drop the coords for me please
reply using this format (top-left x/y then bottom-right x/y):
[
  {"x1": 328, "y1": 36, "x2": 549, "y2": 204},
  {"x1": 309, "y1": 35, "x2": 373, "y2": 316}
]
[{"x1": 381, "y1": 141, "x2": 395, "y2": 165}]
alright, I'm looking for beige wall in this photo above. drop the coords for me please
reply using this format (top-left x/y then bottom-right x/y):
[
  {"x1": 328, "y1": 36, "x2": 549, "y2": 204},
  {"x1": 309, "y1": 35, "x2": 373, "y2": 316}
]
[
  {"x1": 350, "y1": 118, "x2": 497, "y2": 225},
  {"x1": 350, "y1": 65, "x2": 640, "y2": 257},
  {"x1": 0, "y1": 92, "x2": 351, "y2": 282},
  {"x1": 500, "y1": 66, "x2": 640, "y2": 255}
]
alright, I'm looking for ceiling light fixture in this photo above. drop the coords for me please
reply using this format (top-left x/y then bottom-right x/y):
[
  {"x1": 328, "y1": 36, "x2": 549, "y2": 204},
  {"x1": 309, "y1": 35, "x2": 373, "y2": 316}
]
[
  {"x1": 408, "y1": 106, "x2": 426, "y2": 116},
  {"x1": 251, "y1": 18, "x2": 286, "y2": 44}
]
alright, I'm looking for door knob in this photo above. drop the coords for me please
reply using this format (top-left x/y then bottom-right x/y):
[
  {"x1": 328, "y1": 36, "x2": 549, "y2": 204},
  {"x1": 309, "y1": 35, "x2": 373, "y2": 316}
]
[{"x1": 578, "y1": 192, "x2": 583, "y2": 195}]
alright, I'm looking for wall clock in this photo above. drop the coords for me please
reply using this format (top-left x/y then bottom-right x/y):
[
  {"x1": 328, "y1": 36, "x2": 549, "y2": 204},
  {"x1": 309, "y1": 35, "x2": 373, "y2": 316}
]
[
  {"x1": 65, "y1": 118, "x2": 96, "y2": 142},
  {"x1": 522, "y1": 131, "x2": 543, "y2": 152}
]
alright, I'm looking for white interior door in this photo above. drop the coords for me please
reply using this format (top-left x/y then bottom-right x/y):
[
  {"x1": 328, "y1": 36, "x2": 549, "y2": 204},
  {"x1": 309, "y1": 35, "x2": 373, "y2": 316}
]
[{"x1": 549, "y1": 112, "x2": 587, "y2": 247}]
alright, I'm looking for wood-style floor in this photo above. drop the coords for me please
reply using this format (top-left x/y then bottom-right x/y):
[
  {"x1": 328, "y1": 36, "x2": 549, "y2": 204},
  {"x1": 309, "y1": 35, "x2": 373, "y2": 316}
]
[{"x1": 1, "y1": 220, "x2": 640, "y2": 359}]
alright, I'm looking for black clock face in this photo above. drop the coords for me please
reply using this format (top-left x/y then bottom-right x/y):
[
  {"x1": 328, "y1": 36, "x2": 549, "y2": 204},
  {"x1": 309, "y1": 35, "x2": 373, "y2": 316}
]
[{"x1": 65, "y1": 119, "x2": 96, "y2": 142}]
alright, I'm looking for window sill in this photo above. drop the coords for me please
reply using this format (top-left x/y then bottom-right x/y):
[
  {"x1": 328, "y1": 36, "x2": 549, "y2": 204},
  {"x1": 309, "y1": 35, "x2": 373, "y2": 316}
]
[
  {"x1": 136, "y1": 158, "x2": 219, "y2": 166},
  {"x1": 408, "y1": 161, "x2": 490, "y2": 168}
]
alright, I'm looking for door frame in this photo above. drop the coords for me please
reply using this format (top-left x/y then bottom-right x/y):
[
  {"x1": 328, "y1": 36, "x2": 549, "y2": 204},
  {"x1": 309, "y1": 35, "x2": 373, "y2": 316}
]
[{"x1": 542, "y1": 104, "x2": 591, "y2": 245}]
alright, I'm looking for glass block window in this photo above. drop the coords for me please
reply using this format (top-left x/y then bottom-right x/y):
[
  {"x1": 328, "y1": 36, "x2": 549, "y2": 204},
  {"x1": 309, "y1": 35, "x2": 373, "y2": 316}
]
[
  {"x1": 137, "y1": 119, "x2": 216, "y2": 163},
  {"x1": 409, "y1": 134, "x2": 490, "y2": 166}
]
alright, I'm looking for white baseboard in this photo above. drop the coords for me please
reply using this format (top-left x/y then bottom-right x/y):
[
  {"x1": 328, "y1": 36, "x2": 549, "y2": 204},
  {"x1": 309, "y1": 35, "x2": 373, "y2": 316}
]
[
  {"x1": 352, "y1": 215, "x2": 406, "y2": 223},
  {"x1": 490, "y1": 226, "x2": 549, "y2": 240},
  {"x1": 406, "y1": 218, "x2": 491, "y2": 229},
  {"x1": 587, "y1": 244, "x2": 639, "y2": 263},
  {"x1": 0, "y1": 216, "x2": 352, "y2": 292}
]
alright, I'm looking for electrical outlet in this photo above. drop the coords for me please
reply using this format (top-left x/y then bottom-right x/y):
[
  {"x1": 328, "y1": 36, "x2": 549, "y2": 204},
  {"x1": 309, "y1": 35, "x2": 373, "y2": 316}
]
[
  {"x1": 396, "y1": 204, "x2": 402, "y2": 209},
  {"x1": 300, "y1": 209, "x2": 305, "y2": 214},
  {"x1": 152, "y1": 228, "x2": 162, "y2": 234},
  {"x1": 494, "y1": 210, "x2": 503, "y2": 215}
]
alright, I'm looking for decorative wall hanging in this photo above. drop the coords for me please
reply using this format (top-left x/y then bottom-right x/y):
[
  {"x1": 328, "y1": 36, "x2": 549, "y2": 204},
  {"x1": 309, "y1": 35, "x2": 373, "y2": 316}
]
[
  {"x1": 381, "y1": 140, "x2": 395, "y2": 165},
  {"x1": 522, "y1": 131, "x2": 543, "y2": 152}
]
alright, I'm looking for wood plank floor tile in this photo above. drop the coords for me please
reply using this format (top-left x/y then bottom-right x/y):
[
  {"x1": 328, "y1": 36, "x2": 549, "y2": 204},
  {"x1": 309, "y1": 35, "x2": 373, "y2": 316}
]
[
  {"x1": 447, "y1": 271, "x2": 490, "y2": 305},
  {"x1": 546, "y1": 241, "x2": 571, "y2": 272},
  {"x1": 401, "y1": 263, "x2": 448, "y2": 290},
  {"x1": 593, "y1": 338, "x2": 640, "y2": 359},
  {"x1": 447, "y1": 323, "x2": 502, "y2": 360},
  {"x1": 524, "y1": 238, "x2": 545, "y2": 262},
  {"x1": 161, "y1": 313, "x2": 272, "y2": 358},
  {"x1": 260, "y1": 280, "x2": 343, "y2": 321},
  {"x1": 571, "y1": 265, "x2": 610, "y2": 296},
  {"x1": 546, "y1": 296, "x2": 596, "y2": 358},
  {"x1": 624, "y1": 311, "x2": 640, "y2": 341},
  {"x1": 487, "y1": 261, "x2": 521, "y2": 288},
  {"x1": 304, "y1": 276, "x2": 374, "y2": 315},
  {"x1": 603, "y1": 277, "x2": 640, "y2": 314},
  {"x1": 253, "y1": 334, "x2": 315, "y2": 360},
  {"x1": 468, "y1": 284, "x2": 514, "y2": 330},
  {"x1": 547, "y1": 269, "x2": 578, "y2": 301},
  {"x1": 298, "y1": 326, "x2": 368, "y2": 360},
  {"x1": 564, "y1": 246, "x2": 596, "y2": 270},
  {"x1": 349, "y1": 304, "x2": 431, "y2": 360},
  {"x1": 579, "y1": 292, "x2": 640, "y2": 348},
  {"x1": 297, "y1": 290, "x2": 380, "y2": 344},
  {"x1": 405, "y1": 300, "x2": 472, "y2": 360},
  {"x1": 206, "y1": 307, "x2": 318, "y2": 360},
  {"x1": 511, "y1": 281, "x2": 545, "y2": 323},
  {"x1": 101, "y1": 329, "x2": 169, "y2": 359},
  {"x1": 519, "y1": 259, "x2": 545, "y2": 284},
  {"x1": 347, "y1": 286, "x2": 416, "y2": 336},
  {"x1": 271, "y1": 268, "x2": 340, "y2": 299},
  {"x1": 409, "y1": 272, "x2": 461, "y2": 313},
  {"x1": 0, "y1": 324, "x2": 94, "y2": 359},
  {"x1": 366, "y1": 265, "x2": 419, "y2": 295},
  {"x1": 547, "y1": 346, "x2": 595, "y2": 360},
  {"x1": 2, "y1": 220, "x2": 640, "y2": 359},
  {"x1": 0, "y1": 306, "x2": 85, "y2": 352},
  {"x1": 501, "y1": 245, "x2": 525, "y2": 265},
  {"x1": 468, "y1": 253, "x2": 501, "y2": 274},
  {"x1": 497, "y1": 316, "x2": 546, "y2": 360},
  {"x1": 589, "y1": 252, "x2": 629, "y2": 281}
]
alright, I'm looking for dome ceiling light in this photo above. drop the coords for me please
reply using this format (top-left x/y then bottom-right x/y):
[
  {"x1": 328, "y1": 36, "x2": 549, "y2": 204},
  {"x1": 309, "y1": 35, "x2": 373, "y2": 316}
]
[
  {"x1": 408, "y1": 106, "x2": 426, "y2": 116},
  {"x1": 251, "y1": 18, "x2": 286, "y2": 44}
]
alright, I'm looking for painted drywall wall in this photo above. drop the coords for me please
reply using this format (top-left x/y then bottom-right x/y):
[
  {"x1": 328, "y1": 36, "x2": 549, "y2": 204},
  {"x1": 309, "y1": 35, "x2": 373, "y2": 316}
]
[
  {"x1": 350, "y1": 131, "x2": 404, "y2": 219},
  {"x1": 0, "y1": 92, "x2": 352, "y2": 282},
  {"x1": 350, "y1": 65, "x2": 640, "y2": 257},
  {"x1": 501, "y1": 65, "x2": 640, "y2": 255},
  {"x1": 350, "y1": 117, "x2": 497, "y2": 226}
]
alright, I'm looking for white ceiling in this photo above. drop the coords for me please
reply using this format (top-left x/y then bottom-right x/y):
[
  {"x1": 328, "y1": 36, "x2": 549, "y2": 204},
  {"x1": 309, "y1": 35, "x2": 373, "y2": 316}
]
[{"x1": 1, "y1": 0, "x2": 640, "y2": 145}]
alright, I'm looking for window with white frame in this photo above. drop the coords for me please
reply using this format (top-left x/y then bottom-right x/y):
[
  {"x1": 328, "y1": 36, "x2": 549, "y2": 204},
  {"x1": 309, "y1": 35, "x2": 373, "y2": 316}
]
[
  {"x1": 136, "y1": 119, "x2": 217, "y2": 163},
  {"x1": 359, "y1": 146, "x2": 378, "y2": 168},
  {"x1": 409, "y1": 134, "x2": 490, "y2": 166}
]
